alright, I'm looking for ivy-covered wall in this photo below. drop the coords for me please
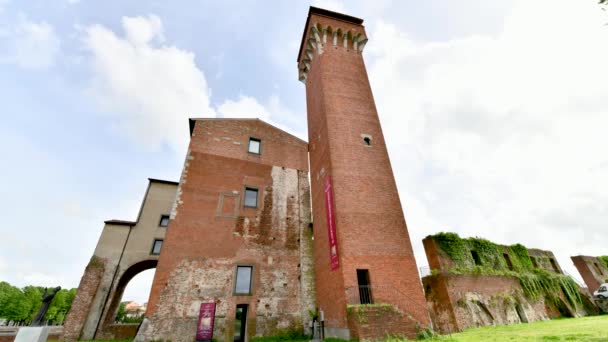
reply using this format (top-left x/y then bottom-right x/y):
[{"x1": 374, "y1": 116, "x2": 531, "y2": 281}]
[{"x1": 423, "y1": 233, "x2": 587, "y2": 314}]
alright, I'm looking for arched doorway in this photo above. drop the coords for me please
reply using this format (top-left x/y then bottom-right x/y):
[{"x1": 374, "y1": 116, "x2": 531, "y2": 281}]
[{"x1": 96, "y1": 259, "x2": 158, "y2": 340}]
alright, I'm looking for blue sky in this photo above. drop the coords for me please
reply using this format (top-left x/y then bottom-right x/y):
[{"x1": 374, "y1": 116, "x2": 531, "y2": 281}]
[{"x1": 1, "y1": 0, "x2": 608, "y2": 304}]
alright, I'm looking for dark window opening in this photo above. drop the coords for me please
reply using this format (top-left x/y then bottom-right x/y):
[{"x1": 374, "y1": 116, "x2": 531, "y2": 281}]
[
  {"x1": 594, "y1": 263, "x2": 604, "y2": 275},
  {"x1": 549, "y1": 258, "x2": 560, "y2": 273},
  {"x1": 471, "y1": 250, "x2": 482, "y2": 266},
  {"x1": 503, "y1": 253, "x2": 514, "y2": 270},
  {"x1": 159, "y1": 215, "x2": 170, "y2": 227},
  {"x1": 363, "y1": 137, "x2": 371, "y2": 146},
  {"x1": 235, "y1": 266, "x2": 253, "y2": 295},
  {"x1": 151, "y1": 239, "x2": 163, "y2": 255},
  {"x1": 244, "y1": 188, "x2": 258, "y2": 208},
  {"x1": 234, "y1": 304, "x2": 248, "y2": 342},
  {"x1": 248, "y1": 138, "x2": 261, "y2": 154},
  {"x1": 357, "y1": 269, "x2": 373, "y2": 304},
  {"x1": 531, "y1": 257, "x2": 539, "y2": 268}
]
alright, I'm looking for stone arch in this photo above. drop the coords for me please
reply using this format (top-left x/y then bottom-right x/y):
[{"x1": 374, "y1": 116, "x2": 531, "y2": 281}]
[
  {"x1": 101, "y1": 259, "x2": 158, "y2": 329},
  {"x1": 63, "y1": 179, "x2": 177, "y2": 341}
]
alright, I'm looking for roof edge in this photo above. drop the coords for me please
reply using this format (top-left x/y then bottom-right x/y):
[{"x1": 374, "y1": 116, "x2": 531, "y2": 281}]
[
  {"x1": 189, "y1": 118, "x2": 308, "y2": 145},
  {"x1": 148, "y1": 178, "x2": 179, "y2": 186},
  {"x1": 104, "y1": 219, "x2": 136, "y2": 226}
]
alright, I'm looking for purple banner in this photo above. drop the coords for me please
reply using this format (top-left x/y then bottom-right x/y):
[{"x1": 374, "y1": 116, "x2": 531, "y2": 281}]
[{"x1": 196, "y1": 302, "x2": 216, "y2": 342}]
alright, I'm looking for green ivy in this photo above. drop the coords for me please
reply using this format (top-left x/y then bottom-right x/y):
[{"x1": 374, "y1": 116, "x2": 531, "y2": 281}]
[
  {"x1": 599, "y1": 256, "x2": 608, "y2": 270},
  {"x1": 429, "y1": 232, "x2": 583, "y2": 308}
]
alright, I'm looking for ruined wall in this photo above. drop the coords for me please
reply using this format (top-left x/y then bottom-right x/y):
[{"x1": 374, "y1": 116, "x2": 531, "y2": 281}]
[
  {"x1": 62, "y1": 256, "x2": 105, "y2": 341},
  {"x1": 422, "y1": 234, "x2": 596, "y2": 333},
  {"x1": 572, "y1": 255, "x2": 608, "y2": 292},
  {"x1": 143, "y1": 119, "x2": 314, "y2": 342},
  {"x1": 423, "y1": 273, "x2": 550, "y2": 334},
  {"x1": 63, "y1": 180, "x2": 177, "y2": 341}
]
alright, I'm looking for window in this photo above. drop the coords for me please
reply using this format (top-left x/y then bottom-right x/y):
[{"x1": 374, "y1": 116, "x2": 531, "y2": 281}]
[
  {"x1": 235, "y1": 266, "x2": 253, "y2": 295},
  {"x1": 471, "y1": 250, "x2": 482, "y2": 266},
  {"x1": 363, "y1": 137, "x2": 371, "y2": 146},
  {"x1": 151, "y1": 239, "x2": 163, "y2": 255},
  {"x1": 244, "y1": 187, "x2": 258, "y2": 208},
  {"x1": 549, "y1": 258, "x2": 560, "y2": 273},
  {"x1": 248, "y1": 138, "x2": 261, "y2": 154},
  {"x1": 503, "y1": 253, "x2": 514, "y2": 270},
  {"x1": 357, "y1": 269, "x2": 373, "y2": 304},
  {"x1": 159, "y1": 215, "x2": 170, "y2": 227}
]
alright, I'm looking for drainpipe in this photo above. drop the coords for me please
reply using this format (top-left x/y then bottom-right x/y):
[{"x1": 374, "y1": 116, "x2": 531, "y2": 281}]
[{"x1": 92, "y1": 223, "x2": 133, "y2": 339}]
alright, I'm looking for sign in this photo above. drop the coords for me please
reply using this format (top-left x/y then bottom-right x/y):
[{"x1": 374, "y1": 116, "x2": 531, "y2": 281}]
[
  {"x1": 324, "y1": 176, "x2": 339, "y2": 270},
  {"x1": 196, "y1": 302, "x2": 216, "y2": 342}
]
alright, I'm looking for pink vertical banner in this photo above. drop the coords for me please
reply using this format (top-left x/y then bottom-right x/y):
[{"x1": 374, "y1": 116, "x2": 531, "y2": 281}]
[
  {"x1": 324, "y1": 176, "x2": 339, "y2": 271},
  {"x1": 196, "y1": 302, "x2": 216, "y2": 342}
]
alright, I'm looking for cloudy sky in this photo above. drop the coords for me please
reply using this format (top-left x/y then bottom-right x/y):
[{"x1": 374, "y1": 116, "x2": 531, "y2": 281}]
[{"x1": 1, "y1": 0, "x2": 607, "y2": 304}]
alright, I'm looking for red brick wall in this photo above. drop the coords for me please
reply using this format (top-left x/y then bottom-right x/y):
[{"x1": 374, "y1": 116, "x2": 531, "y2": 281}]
[
  {"x1": 572, "y1": 255, "x2": 606, "y2": 292},
  {"x1": 346, "y1": 305, "x2": 420, "y2": 340},
  {"x1": 301, "y1": 12, "x2": 429, "y2": 338},
  {"x1": 63, "y1": 256, "x2": 106, "y2": 341},
  {"x1": 144, "y1": 119, "x2": 311, "y2": 342}
]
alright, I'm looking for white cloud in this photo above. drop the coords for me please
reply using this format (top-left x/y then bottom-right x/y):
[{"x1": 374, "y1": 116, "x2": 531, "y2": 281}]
[
  {"x1": 365, "y1": 0, "x2": 608, "y2": 280},
  {"x1": 0, "y1": 16, "x2": 60, "y2": 69},
  {"x1": 84, "y1": 15, "x2": 215, "y2": 153}
]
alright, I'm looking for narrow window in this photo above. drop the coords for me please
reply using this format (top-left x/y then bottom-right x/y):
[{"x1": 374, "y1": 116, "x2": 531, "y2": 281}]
[
  {"x1": 503, "y1": 253, "x2": 513, "y2": 270},
  {"x1": 357, "y1": 269, "x2": 373, "y2": 304},
  {"x1": 363, "y1": 137, "x2": 371, "y2": 146},
  {"x1": 531, "y1": 256, "x2": 539, "y2": 268},
  {"x1": 235, "y1": 266, "x2": 253, "y2": 295},
  {"x1": 471, "y1": 250, "x2": 482, "y2": 266},
  {"x1": 549, "y1": 258, "x2": 560, "y2": 273},
  {"x1": 159, "y1": 214, "x2": 170, "y2": 227},
  {"x1": 234, "y1": 304, "x2": 248, "y2": 342},
  {"x1": 244, "y1": 187, "x2": 258, "y2": 208},
  {"x1": 248, "y1": 138, "x2": 261, "y2": 154},
  {"x1": 594, "y1": 263, "x2": 604, "y2": 275},
  {"x1": 151, "y1": 239, "x2": 163, "y2": 255}
]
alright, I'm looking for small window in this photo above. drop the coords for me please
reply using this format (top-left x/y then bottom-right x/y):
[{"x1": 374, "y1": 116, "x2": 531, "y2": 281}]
[
  {"x1": 471, "y1": 250, "x2": 482, "y2": 266},
  {"x1": 363, "y1": 137, "x2": 371, "y2": 146},
  {"x1": 151, "y1": 239, "x2": 163, "y2": 255},
  {"x1": 357, "y1": 269, "x2": 373, "y2": 304},
  {"x1": 244, "y1": 187, "x2": 258, "y2": 208},
  {"x1": 503, "y1": 253, "x2": 513, "y2": 270},
  {"x1": 248, "y1": 138, "x2": 261, "y2": 154},
  {"x1": 159, "y1": 215, "x2": 170, "y2": 227},
  {"x1": 235, "y1": 266, "x2": 253, "y2": 295}
]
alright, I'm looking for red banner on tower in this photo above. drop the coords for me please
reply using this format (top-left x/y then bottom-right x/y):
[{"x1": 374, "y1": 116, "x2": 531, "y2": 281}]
[
  {"x1": 324, "y1": 176, "x2": 339, "y2": 271},
  {"x1": 196, "y1": 302, "x2": 216, "y2": 342}
]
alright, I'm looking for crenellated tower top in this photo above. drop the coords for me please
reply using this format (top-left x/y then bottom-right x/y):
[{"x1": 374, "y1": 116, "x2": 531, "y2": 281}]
[{"x1": 297, "y1": 7, "x2": 368, "y2": 83}]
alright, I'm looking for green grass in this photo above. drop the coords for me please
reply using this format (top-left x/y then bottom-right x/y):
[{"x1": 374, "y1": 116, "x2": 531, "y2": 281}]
[{"x1": 423, "y1": 316, "x2": 608, "y2": 341}]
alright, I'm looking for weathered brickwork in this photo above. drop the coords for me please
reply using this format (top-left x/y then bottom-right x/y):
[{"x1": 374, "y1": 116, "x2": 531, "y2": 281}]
[
  {"x1": 141, "y1": 119, "x2": 314, "y2": 342},
  {"x1": 297, "y1": 7, "x2": 430, "y2": 340},
  {"x1": 62, "y1": 256, "x2": 105, "y2": 341},
  {"x1": 572, "y1": 255, "x2": 608, "y2": 292}
]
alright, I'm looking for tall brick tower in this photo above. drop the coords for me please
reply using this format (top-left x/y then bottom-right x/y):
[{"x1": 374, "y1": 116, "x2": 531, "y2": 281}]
[{"x1": 298, "y1": 7, "x2": 430, "y2": 339}]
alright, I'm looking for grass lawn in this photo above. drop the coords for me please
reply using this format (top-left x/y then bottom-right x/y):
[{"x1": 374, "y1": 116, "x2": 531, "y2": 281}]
[{"x1": 428, "y1": 315, "x2": 608, "y2": 341}]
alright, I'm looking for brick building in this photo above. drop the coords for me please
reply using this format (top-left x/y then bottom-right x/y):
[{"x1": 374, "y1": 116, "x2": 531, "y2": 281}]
[
  {"x1": 65, "y1": 7, "x2": 432, "y2": 342},
  {"x1": 571, "y1": 255, "x2": 608, "y2": 292}
]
